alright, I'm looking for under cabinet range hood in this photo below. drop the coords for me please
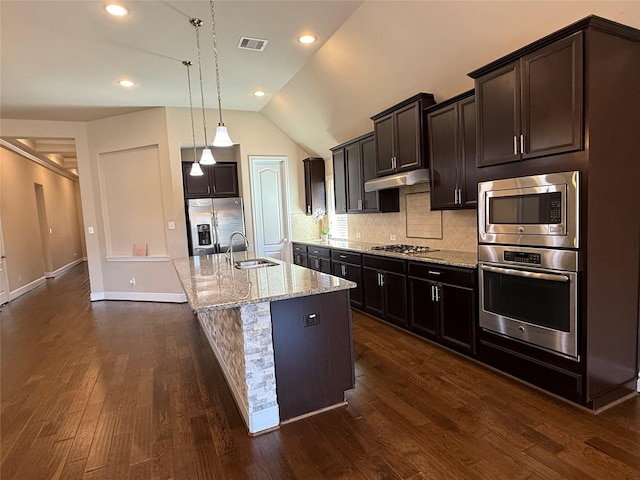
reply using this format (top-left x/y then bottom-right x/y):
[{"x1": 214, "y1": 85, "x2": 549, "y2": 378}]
[{"x1": 364, "y1": 168, "x2": 430, "y2": 192}]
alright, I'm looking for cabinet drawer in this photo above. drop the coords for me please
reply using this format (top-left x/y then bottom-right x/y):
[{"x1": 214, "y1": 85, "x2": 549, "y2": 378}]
[
  {"x1": 363, "y1": 254, "x2": 406, "y2": 274},
  {"x1": 408, "y1": 261, "x2": 475, "y2": 288},
  {"x1": 308, "y1": 246, "x2": 330, "y2": 257},
  {"x1": 292, "y1": 243, "x2": 308, "y2": 254},
  {"x1": 331, "y1": 249, "x2": 362, "y2": 265}
]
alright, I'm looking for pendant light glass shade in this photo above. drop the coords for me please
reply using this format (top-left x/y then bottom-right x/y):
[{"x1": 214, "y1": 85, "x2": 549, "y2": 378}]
[
  {"x1": 200, "y1": 147, "x2": 216, "y2": 165},
  {"x1": 212, "y1": 125, "x2": 233, "y2": 147},
  {"x1": 190, "y1": 161, "x2": 204, "y2": 176}
]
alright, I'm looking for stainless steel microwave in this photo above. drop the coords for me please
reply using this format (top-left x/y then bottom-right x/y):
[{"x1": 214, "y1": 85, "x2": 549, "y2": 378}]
[{"x1": 478, "y1": 171, "x2": 580, "y2": 249}]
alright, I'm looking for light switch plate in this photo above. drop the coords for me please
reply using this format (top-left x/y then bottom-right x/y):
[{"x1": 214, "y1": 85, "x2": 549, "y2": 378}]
[
  {"x1": 88, "y1": 226, "x2": 95, "y2": 234},
  {"x1": 168, "y1": 221, "x2": 175, "y2": 230}
]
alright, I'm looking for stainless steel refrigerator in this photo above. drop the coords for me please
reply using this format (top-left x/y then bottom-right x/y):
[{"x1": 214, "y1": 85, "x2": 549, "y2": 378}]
[{"x1": 187, "y1": 198, "x2": 246, "y2": 255}]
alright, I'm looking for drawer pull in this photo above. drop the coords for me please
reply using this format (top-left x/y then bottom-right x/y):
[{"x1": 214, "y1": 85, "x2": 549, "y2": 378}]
[{"x1": 428, "y1": 270, "x2": 441, "y2": 276}]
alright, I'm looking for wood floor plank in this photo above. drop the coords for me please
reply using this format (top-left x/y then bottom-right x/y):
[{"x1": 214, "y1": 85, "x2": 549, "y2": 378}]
[{"x1": 2, "y1": 263, "x2": 640, "y2": 479}]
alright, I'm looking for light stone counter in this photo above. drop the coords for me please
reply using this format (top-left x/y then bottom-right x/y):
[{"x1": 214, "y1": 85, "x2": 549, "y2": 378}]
[
  {"x1": 173, "y1": 252, "x2": 356, "y2": 312},
  {"x1": 173, "y1": 253, "x2": 355, "y2": 435},
  {"x1": 294, "y1": 238, "x2": 478, "y2": 269}
]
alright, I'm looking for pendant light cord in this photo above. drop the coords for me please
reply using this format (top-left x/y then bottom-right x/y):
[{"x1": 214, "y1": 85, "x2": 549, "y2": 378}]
[
  {"x1": 191, "y1": 18, "x2": 209, "y2": 144},
  {"x1": 182, "y1": 61, "x2": 197, "y2": 162},
  {"x1": 209, "y1": 0, "x2": 224, "y2": 125}
]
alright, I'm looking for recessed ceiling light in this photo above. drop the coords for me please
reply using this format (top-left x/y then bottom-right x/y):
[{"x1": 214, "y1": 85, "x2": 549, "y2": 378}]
[
  {"x1": 298, "y1": 34, "x2": 317, "y2": 45},
  {"x1": 117, "y1": 79, "x2": 135, "y2": 88},
  {"x1": 105, "y1": 3, "x2": 129, "y2": 16},
  {"x1": 253, "y1": 90, "x2": 266, "y2": 97}
]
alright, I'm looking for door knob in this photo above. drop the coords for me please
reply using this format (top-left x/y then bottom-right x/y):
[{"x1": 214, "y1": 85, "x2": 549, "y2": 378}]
[{"x1": 281, "y1": 237, "x2": 288, "y2": 243}]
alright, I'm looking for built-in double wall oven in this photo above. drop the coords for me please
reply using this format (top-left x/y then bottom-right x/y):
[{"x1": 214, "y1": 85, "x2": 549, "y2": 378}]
[{"x1": 477, "y1": 171, "x2": 581, "y2": 360}]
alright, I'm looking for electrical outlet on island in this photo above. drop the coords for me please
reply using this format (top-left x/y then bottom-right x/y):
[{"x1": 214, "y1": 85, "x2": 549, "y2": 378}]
[{"x1": 390, "y1": 234, "x2": 396, "y2": 241}]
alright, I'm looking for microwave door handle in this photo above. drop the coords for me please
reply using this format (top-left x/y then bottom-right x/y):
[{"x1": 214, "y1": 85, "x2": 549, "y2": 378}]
[{"x1": 480, "y1": 265, "x2": 570, "y2": 283}]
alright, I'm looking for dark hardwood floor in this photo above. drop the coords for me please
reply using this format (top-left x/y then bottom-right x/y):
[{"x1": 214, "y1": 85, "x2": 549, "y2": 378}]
[{"x1": 2, "y1": 263, "x2": 639, "y2": 479}]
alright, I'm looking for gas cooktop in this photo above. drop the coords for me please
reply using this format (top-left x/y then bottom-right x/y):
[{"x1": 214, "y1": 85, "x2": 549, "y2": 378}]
[{"x1": 370, "y1": 244, "x2": 438, "y2": 254}]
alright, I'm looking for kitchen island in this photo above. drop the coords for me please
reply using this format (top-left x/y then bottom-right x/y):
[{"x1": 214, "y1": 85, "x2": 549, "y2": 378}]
[{"x1": 173, "y1": 253, "x2": 356, "y2": 434}]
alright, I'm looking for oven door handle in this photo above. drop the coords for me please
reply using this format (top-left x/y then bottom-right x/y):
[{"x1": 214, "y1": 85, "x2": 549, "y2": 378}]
[{"x1": 480, "y1": 265, "x2": 570, "y2": 283}]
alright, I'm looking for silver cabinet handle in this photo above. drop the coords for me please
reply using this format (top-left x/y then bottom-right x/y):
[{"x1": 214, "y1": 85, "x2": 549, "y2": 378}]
[
  {"x1": 358, "y1": 199, "x2": 362, "y2": 210},
  {"x1": 380, "y1": 272, "x2": 385, "y2": 287},
  {"x1": 430, "y1": 285, "x2": 435, "y2": 301},
  {"x1": 513, "y1": 136, "x2": 518, "y2": 155},
  {"x1": 207, "y1": 185, "x2": 211, "y2": 195},
  {"x1": 434, "y1": 285, "x2": 440, "y2": 302},
  {"x1": 520, "y1": 134, "x2": 525, "y2": 154},
  {"x1": 428, "y1": 270, "x2": 441, "y2": 276},
  {"x1": 339, "y1": 255, "x2": 347, "y2": 259},
  {"x1": 341, "y1": 265, "x2": 346, "y2": 276}
]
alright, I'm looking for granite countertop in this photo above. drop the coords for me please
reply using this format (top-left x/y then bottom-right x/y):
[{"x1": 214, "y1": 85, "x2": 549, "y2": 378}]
[
  {"x1": 173, "y1": 252, "x2": 356, "y2": 313},
  {"x1": 293, "y1": 238, "x2": 478, "y2": 269}
]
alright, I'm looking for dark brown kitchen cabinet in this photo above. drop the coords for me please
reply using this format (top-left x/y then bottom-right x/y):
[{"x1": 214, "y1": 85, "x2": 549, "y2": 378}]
[
  {"x1": 427, "y1": 90, "x2": 477, "y2": 209},
  {"x1": 331, "y1": 249, "x2": 363, "y2": 309},
  {"x1": 408, "y1": 262, "x2": 476, "y2": 356},
  {"x1": 362, "y1": 255, "x2": 407, "y2": 327},
  {"x1": 332, "y1": 149, "x2": 347, "y2": 214},
  {"x1": 331, "y1": 133, "x2": 400, "y2": 215},
  {"x1": 182, "y1": 162, "x2": 239, "y2": 198},
  {"x1": 371, "y1": 93, "x2": 436, "y2": 176},
  {"x1": 472, "y1": 32, "x2": 583, "y2": 167},
  {"x1": 292, "y1": 243, "x2": 308, "y2": 268},
  {"x1": 307, "y1": 246, "x2": 331, "y2": 274},
  {"x1": 303, "y1": 157, "x2": 326, "y2": 216}
]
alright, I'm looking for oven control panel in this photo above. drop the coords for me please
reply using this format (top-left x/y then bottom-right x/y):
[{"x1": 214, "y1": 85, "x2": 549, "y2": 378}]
[{"x1": 504, "y1": 251, "x2": 542, "y2": 265}]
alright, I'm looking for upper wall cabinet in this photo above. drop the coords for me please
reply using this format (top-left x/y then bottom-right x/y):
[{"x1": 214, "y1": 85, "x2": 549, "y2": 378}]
[
  {"x1": 470, "y1": 32, "x2": 583, "y2": 168},
  {"x1": 182, "y1": 162, "x2": 239, "y2": 198},
  {"x1": 371, "y1": 93, "x2": 436, "y2": 176},
  {"x1": 331, "y1": 133, "x2": 399, "y2": 214},
  {"x1": 426, "y1": 90, "x2": 477, "y2": 210},
  {"x1": 303, "y1": 157, "x2": 326, "y2": 215}
]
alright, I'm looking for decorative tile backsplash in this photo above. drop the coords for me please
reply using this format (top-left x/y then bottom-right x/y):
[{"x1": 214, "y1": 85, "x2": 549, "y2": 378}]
[{"x1": 292, "y1": 183, "x2": 478, "y2": 253}]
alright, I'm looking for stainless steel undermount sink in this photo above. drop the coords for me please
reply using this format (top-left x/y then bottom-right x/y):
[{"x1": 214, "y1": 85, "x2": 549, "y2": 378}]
[{"x1": 233, "y1": 258, "x2": 279, "y2": 269}]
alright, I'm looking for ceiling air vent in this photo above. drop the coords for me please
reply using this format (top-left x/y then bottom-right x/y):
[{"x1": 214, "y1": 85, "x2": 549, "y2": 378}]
[{"x1": 237, "y1": 36, "x2": 268, "y2": 52}]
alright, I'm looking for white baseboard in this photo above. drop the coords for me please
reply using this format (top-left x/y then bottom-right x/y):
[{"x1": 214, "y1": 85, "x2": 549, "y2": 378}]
[
  {"x1": 10, "y1": 276, "x2": 46, "y2": 300},
  {"x1": 45, "y1": 258, "x2": 85, "y2": 278},
  {"x1": 90, "y1": 291, "x2": 187, "y2": 303},
  {"x1": 197, "y1": 314, "x2": 280, "y2": 435}
]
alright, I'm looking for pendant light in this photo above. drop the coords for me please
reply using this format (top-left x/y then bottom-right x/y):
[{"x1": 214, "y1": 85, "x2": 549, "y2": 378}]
[
  {"x1": 190, "y1": 18, "x2": 216, "y2": 165},
  {"x1": 208, "y1": 0, "x2": 233, "y2": 147},
  {"x1": 183, "y1": 61, "x2": 204, "y2": 177}
]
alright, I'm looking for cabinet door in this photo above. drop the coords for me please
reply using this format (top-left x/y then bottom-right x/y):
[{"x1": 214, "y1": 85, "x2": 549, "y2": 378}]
[
  {"x1": 332, "y1": 149, "x2": 347, "y2": 214},
  {"x1": 332, "y1": 261, "x2": 363, "y2": 309},
  {"x1": 439, "y1": 283, "x2": 476, "y2": 355},
  {"x1": 428, "y1": 104, "x2": 459, "y2": 209},
  {"x1": 345, "y1": 142, "x2": 363, "y2": 213},
  {"x1": 303, "y1": 158, "x2": 326, "y2": 215},
  {"x1": 294, "y1": 252, "x2": 308, "y2": 267},
  {"x1": 394, "y1": 101, "x2": 422, "y2": 171},
  {"x1": 521, "y1": 32, "x2": 583, "y2": 159},
  {"x1": 362, "y1": 267, "x2": 384, "y2": 318},
  {"x1": 210, "y1": 163, "x2": 239, "y2": 197},
  {"x1": 360, "y1": 135, "x2": 380, "y2": 212},
  {"x1": 408, "y1": 276, "x2": 438, "y2": 339},
  {"x1": 476, "y1": 62, "x2": 521, "y2": 167},
  {"x1": 374, "y1": 114, "x2": 395, "y2": 176},
  {"x1": 382, "y1": 271, "x2": 407, "y2": 327},
  {"x1": 182, "y1": 162, "x2": 212, "y2": 198},
  {"x1": 459, "y1": 96, "x2": 477, "y2": 207}
]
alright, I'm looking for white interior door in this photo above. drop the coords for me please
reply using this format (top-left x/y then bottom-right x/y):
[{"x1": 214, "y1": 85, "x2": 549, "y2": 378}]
[{"x1": 249, "y1": 156, "x2": 291, "y2": 262}]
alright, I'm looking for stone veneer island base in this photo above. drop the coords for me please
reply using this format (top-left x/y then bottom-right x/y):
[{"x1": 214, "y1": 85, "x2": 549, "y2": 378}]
[{"x1": 173, "y1": 254, "x2": 356, "y2": 435}]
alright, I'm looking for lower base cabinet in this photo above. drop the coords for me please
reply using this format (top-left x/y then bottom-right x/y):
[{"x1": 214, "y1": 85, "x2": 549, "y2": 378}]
[
  {"x1": 408, "y1": 262, "x2": 476, "y2": 355},
  {"x1": 331, "y1": 249, "x2": 363, "y2": 309},
  {"x1": 362, "y1": 255, "x2": 407, "y2": 327}
]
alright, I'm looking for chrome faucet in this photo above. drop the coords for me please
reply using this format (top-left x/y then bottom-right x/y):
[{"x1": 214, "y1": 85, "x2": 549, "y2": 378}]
[{"x1": 225, "y1": 231, "x2": 249, "y2": 265}]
